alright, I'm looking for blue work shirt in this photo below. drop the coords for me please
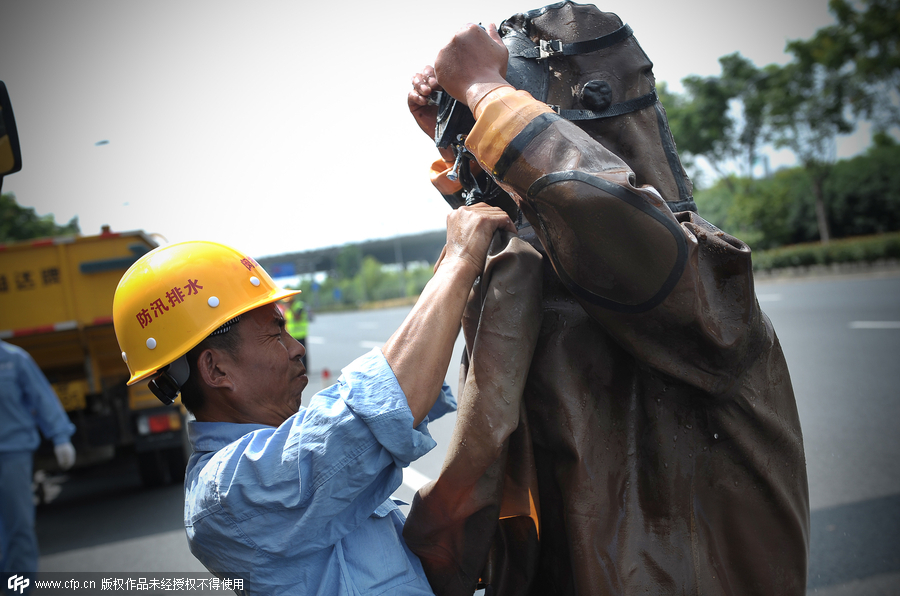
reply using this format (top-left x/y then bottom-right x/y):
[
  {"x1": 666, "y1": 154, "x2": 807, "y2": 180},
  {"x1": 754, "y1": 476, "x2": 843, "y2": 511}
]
[
  {"x1": 184, "y1": 348, "x2": 456, "y2": 595},
  {"x1": 0, "y1": 339, "x2": 76, "y2": 454}
]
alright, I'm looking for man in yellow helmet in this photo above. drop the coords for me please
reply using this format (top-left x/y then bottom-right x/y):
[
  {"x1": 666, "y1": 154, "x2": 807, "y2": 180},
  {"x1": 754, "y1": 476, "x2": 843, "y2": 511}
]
[{"x1": 112, "y1": 204, "x2": 516, "y2": 595}]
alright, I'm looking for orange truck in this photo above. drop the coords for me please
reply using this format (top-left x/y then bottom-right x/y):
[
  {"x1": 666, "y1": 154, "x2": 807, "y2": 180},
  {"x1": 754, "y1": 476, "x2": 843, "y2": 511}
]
[{"x1": 1, "y1": 82, "x2": 186, "y2": 488}]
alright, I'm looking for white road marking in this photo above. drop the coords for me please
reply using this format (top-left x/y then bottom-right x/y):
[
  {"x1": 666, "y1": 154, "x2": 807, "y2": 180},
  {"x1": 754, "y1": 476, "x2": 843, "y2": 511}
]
[
  {"x1": 849, "y1": 321, "x2": 900, "y2": 329},
  {"x1": 307, "y1": 336, "x2": 325, "y2": 344},
  {"x1": 402, "y1": 467, "x2": 433, "y2": 492},
  {"x1": 358, "y1": 340, "x2": 384, "y2": 349}
]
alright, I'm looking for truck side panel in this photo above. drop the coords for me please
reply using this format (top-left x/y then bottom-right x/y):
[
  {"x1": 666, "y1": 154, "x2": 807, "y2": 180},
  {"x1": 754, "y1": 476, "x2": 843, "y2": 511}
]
[{"x1": 0, "y1": 231, "x2": 188, "y2": 487}]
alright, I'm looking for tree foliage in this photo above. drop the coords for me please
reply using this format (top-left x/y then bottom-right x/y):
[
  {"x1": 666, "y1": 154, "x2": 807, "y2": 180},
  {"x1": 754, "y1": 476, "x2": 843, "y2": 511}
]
[
  {"x1": 694, "y1": 143, "x2": 900, "y2": 250},
  {"x1": 696, "y1": 168, "x2": 815, "y2": 250},
  {"x1": 825, "y1": 136, "x2": 900, "y2": 237},
  {"x1": 762, "y1": 59, "x2": 857, "y2": 242},
  {"x1": 661, "y1": 77, "x2": 730, "y2": 180},
  {"x1": 0, "y1": 193, "x2": 80, "y2": 243},
  {"x1": 334, "y1": 244, "x2": 362, "y2": 279},
  {"x1": 664, "y1": 54, "x2": 772, "y2": 184},
  {"x1": 667, "y1": 0, "x2": 899, "y2": 243},
  {"x1": 294, "y1": 257, "x2": 434, "y2": 311},
  {"x1": 786, "y1": 0, "x2": 900, "y2": 131}
]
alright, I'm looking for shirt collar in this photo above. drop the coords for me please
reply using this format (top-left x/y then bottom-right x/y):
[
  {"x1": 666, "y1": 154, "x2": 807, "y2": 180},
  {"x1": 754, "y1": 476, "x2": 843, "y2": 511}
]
[{"x1": 188, "y1": 419, "x2": 271, "y2": 454}]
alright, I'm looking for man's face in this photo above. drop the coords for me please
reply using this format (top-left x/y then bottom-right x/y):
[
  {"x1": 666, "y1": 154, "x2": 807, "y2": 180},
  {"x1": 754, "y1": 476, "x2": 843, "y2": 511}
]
[{"x1": 226, "y1": 303, "x2": 308, "y2": 426}]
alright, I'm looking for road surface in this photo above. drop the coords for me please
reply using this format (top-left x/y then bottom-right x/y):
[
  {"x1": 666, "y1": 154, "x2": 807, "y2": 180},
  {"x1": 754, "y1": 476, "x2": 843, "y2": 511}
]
[{"x1": 34, "y1": 271, "x2": 900, "y2": 595}]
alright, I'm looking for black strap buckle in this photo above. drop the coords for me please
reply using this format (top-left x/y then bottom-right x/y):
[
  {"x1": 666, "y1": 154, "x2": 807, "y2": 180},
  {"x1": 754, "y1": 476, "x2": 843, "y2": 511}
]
[
  {"x1": 149, "y1": 373, "x2": 179, "y2": 406},
  {"x1": 147, "y1": 355, "x2": 190, "y2": 406}
]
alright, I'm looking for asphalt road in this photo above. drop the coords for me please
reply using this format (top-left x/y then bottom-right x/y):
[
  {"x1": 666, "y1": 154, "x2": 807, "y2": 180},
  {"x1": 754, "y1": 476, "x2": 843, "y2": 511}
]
[
  {"x1": 754, "y1": 272, "x2": 900, "y2": 595},
  {"x1": 34, "y1": 271, "x2": 900, "y2": 595}
]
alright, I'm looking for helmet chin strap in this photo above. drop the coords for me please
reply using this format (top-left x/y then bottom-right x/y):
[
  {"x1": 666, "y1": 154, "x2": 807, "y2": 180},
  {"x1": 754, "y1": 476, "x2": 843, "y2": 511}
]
[
  {"x1": 504, "y1": 22, "x2": 656, "y2": 122},
  {"x1": 439, "y1": 21, "x2": 656, "y2": 215},
  {"x1": 435, "y1": 10, "x2": 695, "y2": 214},
  {"x1": 501, "y1": 11, "x2": 696, "y2": 212},
  {"x1": 149, "y1": 355, "x2": 190, "y2": 406},
  {"x1": 548, "y1": 89, "x2": 658, "y2": 122}
]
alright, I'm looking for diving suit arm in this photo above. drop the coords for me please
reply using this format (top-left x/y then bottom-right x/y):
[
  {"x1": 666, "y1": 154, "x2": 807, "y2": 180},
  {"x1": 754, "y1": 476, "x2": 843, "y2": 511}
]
[{"x1": 464, "y1": 90, "x2": 761, "y2": 396}]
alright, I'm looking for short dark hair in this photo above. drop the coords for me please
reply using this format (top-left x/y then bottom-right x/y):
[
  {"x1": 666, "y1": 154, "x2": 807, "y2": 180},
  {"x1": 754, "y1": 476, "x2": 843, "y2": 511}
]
[{"x1": 178, "y1": 324, "x2": 242, "y2": 414}]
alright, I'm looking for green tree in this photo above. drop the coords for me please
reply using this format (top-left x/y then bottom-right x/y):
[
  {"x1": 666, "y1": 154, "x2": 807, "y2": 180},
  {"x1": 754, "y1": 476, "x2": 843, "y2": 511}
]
[
  {"x1": 787, "y1": 0, "x2": 900, "y2": 131},
  {"x1": 694, "y1": 169, "x2": 814, "y2": 250},
  {"x1": 692, "y1": 175, "x2": 736, "y2": 230},
  {"x1": 0, "y1": 192, "x2": 79, "y2": 242},
  {"x1": 359, "y1": 255, "x2": 385, "y2": 302},
  {"x1": 662, "y1": 54, "x2": 772, "y2": 186},
  {"x1": 719, "y1": 53, "x2": 773, "y2": 181},
  {"x1": 763, "y1": 60, "x2": 856, "y2": 243},
  {"x1": 825, "y1": 136, "x2": 900, "y2": 236},
  {"x1": 695, "y1": 143, "x2": 900, "y2": 250},
  {"x1": 405, "y1": 263, "x2": 433, "y2": 297},
  {"x1": 301, "y1": 255, "x2": 437, "y2": 311},
  {"x1": 732, "y1": 168, "x2": 817, "y2": 249},
  {"x1": 334, "y1": 244, "x2": 362, "y2": 279},
  {"x1": 663, "y1": 75, "x2": 732, "y2": 181}
]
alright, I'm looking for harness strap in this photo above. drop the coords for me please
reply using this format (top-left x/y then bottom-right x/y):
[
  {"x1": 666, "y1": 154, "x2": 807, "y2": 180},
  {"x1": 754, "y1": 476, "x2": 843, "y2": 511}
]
[
  {"x1": 510, "y1": 24, "x2": 634, "y2": 60},
  {"x1": 551, "y1": 89, "x2": 658, "y2": 121}
]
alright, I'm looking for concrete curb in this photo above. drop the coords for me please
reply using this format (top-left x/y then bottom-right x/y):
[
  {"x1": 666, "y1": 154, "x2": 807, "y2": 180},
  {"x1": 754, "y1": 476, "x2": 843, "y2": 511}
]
[{"x1": 754, "y1": 259, "x2": 900, "y2": 283}]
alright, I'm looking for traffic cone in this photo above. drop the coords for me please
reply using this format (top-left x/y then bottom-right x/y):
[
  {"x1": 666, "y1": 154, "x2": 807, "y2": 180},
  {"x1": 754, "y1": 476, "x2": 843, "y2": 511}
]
[{"x1": 321, "y1": 368, "x2": 331, "y2": 389}]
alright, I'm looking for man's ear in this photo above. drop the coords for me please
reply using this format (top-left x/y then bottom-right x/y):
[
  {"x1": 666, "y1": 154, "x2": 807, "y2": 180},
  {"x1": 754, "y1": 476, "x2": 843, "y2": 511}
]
[{"x1": 196, "y1": 348, "x2": 234, "y2": 390}]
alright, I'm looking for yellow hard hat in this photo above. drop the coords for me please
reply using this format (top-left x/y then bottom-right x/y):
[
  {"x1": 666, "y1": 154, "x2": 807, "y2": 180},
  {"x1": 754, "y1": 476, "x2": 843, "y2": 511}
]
[{"x1": 113, "y1": 240, "x2": 300, "y2": 386}]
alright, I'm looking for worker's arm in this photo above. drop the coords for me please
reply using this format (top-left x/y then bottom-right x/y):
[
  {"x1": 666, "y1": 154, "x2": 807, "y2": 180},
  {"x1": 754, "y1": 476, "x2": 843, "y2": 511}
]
[
  {"x1": 19, "y1": 349, "x2": 76, "y2": 446},
  {"x1": 382, "y1": 203, "x2": 515, "y2": 426}
]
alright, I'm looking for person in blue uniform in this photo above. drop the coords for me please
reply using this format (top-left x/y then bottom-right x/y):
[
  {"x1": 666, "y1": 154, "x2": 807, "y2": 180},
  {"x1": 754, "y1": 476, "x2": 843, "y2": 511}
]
[
  {"x1": 1, "y1": 338, "x2": 76, "y2": 586},
  {"x1": 111, "y1": 204, "x2": 515, "y2": 595}
]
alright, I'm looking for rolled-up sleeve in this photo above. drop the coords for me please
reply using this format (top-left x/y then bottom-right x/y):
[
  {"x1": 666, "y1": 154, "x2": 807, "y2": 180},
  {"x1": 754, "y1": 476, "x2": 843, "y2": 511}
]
[
  {"x1": 203, "y1": 349, "x2": 439, "y2": 558},
  {"x1": 337, "y1": 350, "x2": 437, "y2": 463},
  {"x1": 425, "y1": 382, "x2": 456, "y2": 423}
]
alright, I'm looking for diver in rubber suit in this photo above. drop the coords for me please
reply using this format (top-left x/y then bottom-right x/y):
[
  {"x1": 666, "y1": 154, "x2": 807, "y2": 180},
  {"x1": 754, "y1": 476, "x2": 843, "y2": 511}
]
[{"x1": 402, "y1": 3, "x2": 810, "y2": 595}]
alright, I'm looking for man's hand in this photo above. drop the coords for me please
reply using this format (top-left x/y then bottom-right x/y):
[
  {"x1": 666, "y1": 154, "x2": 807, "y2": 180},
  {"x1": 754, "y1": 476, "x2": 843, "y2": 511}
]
[
  {"x1": 408, "y1": 65, "x2": 439, "y2": 138},
  {"x1": 434, "y1": 23, "x2": 509, "y2": 114},
  {"x1": 383, "y1": 204, "x2": 515, "y2": 426},
  {"x1": 437, "y1": 203, "x2": 517, "y2": 277},
  {"x1": 408, "y1": 66, "x2": 456, "y2": 162}
]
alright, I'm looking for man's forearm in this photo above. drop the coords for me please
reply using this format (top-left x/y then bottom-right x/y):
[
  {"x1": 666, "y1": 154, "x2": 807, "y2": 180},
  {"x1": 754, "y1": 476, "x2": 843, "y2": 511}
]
[{"x1": 382, "y1": 256, "x2": 478, "y2": 426}]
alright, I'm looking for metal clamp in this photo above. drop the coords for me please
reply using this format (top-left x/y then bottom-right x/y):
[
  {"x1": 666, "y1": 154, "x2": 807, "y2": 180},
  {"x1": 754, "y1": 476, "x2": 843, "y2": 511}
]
[
  {"x1": 446, "y1": 136, "x2": 469, "y2": 182},
  {"x1": 539, "y1": 39, "x2": 564, "y2": 59}
]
